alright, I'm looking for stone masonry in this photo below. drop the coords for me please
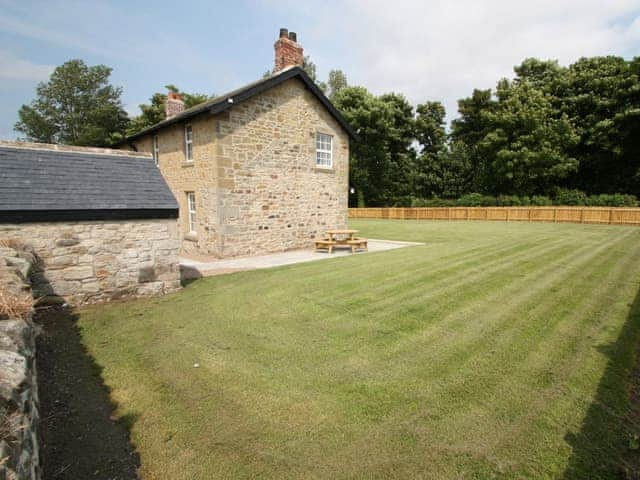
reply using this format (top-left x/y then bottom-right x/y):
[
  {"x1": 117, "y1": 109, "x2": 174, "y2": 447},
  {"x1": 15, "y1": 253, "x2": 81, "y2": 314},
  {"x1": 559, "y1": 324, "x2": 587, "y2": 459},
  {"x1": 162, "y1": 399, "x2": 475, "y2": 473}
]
[
  {"x1": 0, "y1": 245, "x2": 40, "y2": 480},
  {"x1": 130, "y1": 77, "x2": 349, "y2": 258},
  {"x1": 0, "y1": 219, "x2": 180, "y2": 305}
]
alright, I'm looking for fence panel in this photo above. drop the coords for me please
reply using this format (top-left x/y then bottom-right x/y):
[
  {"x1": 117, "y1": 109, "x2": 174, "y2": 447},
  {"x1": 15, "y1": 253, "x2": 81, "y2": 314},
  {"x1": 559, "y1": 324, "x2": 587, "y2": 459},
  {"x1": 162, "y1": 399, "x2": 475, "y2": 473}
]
[{"x1": 348, "y1": 207, "x2": 640, "y2": 226}]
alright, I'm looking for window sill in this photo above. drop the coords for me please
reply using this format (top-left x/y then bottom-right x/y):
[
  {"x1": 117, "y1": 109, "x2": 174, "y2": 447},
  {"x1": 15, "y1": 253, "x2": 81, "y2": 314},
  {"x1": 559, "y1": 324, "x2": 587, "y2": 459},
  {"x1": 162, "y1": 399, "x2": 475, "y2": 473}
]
[
  {"x1": 314, "y1": 166, "x2": 335, "y2": 173},
  {"x1": 184, "y1": 233, "x2": 198, "y2": 242},
  {"x1": 182, "y1": 162, "x2": 194, "y2": 168}
]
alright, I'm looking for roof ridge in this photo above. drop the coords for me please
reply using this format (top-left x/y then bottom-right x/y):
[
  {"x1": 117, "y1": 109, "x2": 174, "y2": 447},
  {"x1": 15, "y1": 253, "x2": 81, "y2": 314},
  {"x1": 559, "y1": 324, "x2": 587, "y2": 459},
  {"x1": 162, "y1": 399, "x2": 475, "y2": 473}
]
[
  {"x1": 0, "y1": 140, "x2": 152, "y2": 159},
  {"x1": 124, "y1": 66, "x2": 356, "y2": 142}
]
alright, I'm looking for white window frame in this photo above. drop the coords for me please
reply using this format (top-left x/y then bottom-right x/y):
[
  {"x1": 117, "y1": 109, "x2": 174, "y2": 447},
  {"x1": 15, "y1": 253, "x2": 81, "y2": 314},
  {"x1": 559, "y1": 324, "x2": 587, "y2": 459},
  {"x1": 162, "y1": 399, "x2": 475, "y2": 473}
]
[
  {"x1": 315, "y1": 132, "x2": 333, "y2": 169},
  {"x1": 184, "y1": 125, "x2": 193, "y2": 162},
  {"x1": 152, "y1": 135, "x2": 159, "y2": 166},
  {"x1": 186, "y1": 192, "x2": 196, "y2": 234}
]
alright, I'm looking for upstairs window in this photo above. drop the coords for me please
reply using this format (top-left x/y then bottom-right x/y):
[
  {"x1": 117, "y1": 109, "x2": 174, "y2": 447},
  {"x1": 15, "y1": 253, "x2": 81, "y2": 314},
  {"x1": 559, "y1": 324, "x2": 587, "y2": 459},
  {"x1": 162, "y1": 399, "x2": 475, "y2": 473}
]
[
  {"x1": 315, "y1": 133, "x2": 332, "y2": 168},
  {"x1": 186, "y1": 192, "x2": 196, "y2": 233},
  {"x1": 152, "y1": 135, "x2": 159, "y2": 166},
  {"x1": 184, "y1": 125, "x2": 193, "y2": 162}
]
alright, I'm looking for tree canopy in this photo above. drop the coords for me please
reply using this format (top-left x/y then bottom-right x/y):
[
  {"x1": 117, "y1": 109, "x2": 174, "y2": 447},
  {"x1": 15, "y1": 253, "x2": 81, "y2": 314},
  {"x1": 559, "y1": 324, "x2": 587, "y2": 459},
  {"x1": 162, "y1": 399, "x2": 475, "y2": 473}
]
[
  {"x1": 127, "y1": 85, "x2": 213, "y2": 135},
  {"x1": 15, "y1": 59, "x2": 129, "y2": 146},
  {"x1": 14, "y1": 54, "x2": 640, "y2": 206},
  {"x1": 336, "y1": 55, "x2": 640, "y2": 206}
]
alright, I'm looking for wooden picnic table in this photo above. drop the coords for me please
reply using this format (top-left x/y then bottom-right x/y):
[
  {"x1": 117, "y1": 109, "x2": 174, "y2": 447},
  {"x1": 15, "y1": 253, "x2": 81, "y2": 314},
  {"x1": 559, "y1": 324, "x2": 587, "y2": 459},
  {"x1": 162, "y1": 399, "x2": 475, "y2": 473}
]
[
  {"x1": 325, "y1": 229, "x2": 359, "y2": 242},
  {"x1": 314, "y1": 229, "x2": 367, "y2": 254}
]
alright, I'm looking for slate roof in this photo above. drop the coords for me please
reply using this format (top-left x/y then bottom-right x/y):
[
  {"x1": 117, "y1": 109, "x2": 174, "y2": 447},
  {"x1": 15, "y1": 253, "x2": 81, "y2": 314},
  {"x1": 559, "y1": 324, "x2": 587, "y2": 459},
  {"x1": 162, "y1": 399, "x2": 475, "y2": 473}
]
[
  {"x1": 0, "y1": 145, "x2": 178, "y2": 222},
  {"x1": 124, "y1": 66, "x2": 356, "y2": 142}
]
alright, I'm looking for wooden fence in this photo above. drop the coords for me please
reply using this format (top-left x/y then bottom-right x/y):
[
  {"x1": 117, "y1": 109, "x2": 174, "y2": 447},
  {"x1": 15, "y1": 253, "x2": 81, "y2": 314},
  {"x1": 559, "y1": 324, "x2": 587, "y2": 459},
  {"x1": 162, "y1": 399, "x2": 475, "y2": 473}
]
[{"x1": 348, "y1": 207, "x2": 640, "y2": 225}]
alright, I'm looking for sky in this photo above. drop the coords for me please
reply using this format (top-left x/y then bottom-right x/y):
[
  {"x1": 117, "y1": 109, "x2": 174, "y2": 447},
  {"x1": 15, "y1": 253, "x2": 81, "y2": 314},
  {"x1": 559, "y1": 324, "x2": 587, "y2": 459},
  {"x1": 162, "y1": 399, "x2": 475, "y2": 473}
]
[{"x1": 0, "y1": 0, "x2": 639, "y2": 140}]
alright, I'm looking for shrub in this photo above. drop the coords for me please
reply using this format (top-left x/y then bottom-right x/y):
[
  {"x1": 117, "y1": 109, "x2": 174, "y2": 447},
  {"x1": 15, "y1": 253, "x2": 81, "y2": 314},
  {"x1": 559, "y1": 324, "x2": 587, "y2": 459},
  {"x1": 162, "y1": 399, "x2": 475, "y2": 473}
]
[
  {"x1": 456, "y1": 193, "x2": 484, "y2": 207},
  {"x1": 531, "y1": 195, "x2": 553, "y2": 206},
  {"x1": 586, "y1": 193, "x2": 638, "y2": 207},
  {"x1": 553, "y1": 189, "x2": 588, "y2": 206},
  {"x1": 497, "y1": 195, "x2": 517, "y2": 206},
  {"x1": 411, "y1": 197, "x2": 456, "y2": 207}
]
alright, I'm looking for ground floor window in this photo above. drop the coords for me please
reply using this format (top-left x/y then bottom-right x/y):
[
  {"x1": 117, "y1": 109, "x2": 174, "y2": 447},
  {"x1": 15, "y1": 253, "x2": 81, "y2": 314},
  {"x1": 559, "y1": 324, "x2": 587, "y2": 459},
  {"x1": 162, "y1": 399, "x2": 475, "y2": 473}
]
[{"x1": 186, "y1": 192, "x2": 196, "y2": 233}]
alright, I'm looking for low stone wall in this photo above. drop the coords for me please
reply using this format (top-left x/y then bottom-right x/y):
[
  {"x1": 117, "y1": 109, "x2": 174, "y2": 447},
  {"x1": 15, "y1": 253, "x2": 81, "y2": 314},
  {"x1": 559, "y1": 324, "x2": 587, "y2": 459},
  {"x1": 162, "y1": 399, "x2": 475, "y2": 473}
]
[
  {"x1": 0, "y1": 247, "x2": 40, "y2": 480},
  {"x1": 0, "y1": 218, "x2": 181, "y2": 305}
]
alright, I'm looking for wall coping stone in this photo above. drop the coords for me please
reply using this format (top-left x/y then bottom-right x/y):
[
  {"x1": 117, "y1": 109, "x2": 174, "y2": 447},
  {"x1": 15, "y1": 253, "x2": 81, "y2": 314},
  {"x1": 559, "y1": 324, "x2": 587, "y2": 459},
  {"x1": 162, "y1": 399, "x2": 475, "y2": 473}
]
[{"x1": 0, "y1": 140, "x2": 151, "y2": 159}]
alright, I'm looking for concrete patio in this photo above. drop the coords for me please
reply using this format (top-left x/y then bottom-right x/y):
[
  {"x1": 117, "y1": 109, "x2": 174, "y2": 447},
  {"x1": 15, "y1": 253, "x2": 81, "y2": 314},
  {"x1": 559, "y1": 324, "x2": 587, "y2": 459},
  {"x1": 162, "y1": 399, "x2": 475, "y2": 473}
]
[{"x1": 180, "y1": 239, "x2": 423, "y2": 279}]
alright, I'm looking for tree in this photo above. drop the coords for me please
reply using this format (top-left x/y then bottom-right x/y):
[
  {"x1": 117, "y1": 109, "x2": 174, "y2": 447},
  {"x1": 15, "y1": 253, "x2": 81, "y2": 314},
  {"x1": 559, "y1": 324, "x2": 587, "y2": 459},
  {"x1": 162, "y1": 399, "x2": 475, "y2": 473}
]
[
  {"x1": 450, "y1": 89, "x2": 498, "y2": 191},
  {"x1": 414, "y1": 101, "x2": 450, "y2": 198},
  {"x1": 327, "y1": 69, "x2": 348, "y2": 99},
  {"x1": 302, "y1": 55, "x2": 327, "y2": 92},
  {"x1": 333, "y1": 87, "x2": 417, "y2": 206},
  {"x1": 415, "y1": 101, "x2": 446, "y2": 156},
  {"x1": 560, "y1": 56, "x2": 640, "y2": 196},
  {"x1": 514, "y1": 58, "x2": 565, "y2": 91},
  {"x1": 15, "y1": 59, "x2": 128, "y2": 146},
  {"x1": 478, "y1": 80, "x2": 579, "y2": 195},
  {"x1": 127, "y1": 86, "x2": 213, "y2": 135}
]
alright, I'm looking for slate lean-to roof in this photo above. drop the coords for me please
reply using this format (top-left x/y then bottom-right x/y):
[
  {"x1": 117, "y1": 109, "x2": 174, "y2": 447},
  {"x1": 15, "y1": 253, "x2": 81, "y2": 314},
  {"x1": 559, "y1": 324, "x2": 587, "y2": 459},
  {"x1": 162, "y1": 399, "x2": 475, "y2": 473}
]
[
  {"x1": 124, "y1": 66, "x2": 357, "y2": 143},
  {"x1": 0, "y1": 145, "x2": 178, "y2": 223}
]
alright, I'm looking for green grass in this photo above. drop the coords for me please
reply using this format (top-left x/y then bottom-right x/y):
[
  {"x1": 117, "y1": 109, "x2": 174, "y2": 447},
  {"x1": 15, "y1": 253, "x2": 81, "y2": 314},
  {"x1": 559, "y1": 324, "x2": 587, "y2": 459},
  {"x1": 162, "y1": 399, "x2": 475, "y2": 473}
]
[{"x1": 78, "y1": 220, "x2": 640, "y2": 479}]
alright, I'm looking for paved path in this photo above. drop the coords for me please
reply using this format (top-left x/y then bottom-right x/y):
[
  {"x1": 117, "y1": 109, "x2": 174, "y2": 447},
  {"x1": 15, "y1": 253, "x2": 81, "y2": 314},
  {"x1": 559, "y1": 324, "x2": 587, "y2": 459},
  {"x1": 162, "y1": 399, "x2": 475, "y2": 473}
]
[{"x1": 180, "y1": 239, "x2": 423, "y2": 279}]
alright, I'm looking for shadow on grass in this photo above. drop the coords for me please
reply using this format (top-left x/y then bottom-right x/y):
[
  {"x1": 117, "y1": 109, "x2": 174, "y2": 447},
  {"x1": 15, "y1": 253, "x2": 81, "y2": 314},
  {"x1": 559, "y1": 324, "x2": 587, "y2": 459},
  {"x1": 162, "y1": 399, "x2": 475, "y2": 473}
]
[
  {"x1": 563, "y1": 286, "x2": 640, "y2": 479},
  {"x1": 35, "y1": 306, "x2": 140, "y2": 480}
]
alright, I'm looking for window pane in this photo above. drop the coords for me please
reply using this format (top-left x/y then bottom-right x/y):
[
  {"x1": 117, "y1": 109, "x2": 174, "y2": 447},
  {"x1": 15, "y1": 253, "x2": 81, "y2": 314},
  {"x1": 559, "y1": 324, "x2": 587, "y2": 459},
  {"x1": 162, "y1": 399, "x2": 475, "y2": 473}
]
[{"x1": 315, "y1": 133, "x2": 332, "y2": 167}]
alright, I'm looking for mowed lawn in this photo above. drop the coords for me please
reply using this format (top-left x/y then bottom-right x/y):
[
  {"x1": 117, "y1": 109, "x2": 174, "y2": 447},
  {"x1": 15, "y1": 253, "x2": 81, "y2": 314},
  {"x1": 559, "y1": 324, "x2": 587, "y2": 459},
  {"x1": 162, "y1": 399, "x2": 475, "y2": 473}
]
[{"x1": 78, "y1": 220, "x2": 640, "y2": 479}]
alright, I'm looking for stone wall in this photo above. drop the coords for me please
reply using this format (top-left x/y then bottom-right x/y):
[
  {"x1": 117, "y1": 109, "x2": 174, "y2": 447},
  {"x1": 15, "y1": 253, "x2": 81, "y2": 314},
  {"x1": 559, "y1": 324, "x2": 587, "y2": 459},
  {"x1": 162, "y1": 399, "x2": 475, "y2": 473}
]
[
  {"x1": 129, "y1": 77, "x2": 349, "y2": 258},
  {"x1": 0, "y1": 218, "x2": 180, "y2": 305},
  {"x1": 0, "y1": 246, "x2": 40, "y2": 480}
]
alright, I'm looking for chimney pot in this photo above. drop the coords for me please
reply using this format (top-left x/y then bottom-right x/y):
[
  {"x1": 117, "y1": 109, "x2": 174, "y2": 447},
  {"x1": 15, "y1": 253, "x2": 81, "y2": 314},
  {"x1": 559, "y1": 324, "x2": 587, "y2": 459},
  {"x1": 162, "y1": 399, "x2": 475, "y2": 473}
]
[
  {"x1": 288, "y1": 31, "x2": 297, "y2": 42},
  {"x1": 279, "y1": 28, "x2": 288, "y2": 38}
]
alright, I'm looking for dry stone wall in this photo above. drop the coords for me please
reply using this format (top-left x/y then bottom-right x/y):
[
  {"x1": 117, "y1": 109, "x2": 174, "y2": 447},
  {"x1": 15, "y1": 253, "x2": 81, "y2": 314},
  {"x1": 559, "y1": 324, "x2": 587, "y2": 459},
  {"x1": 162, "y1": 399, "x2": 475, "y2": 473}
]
[
  {"x1": 0, "y1": 219, "x2": 180, "y2": 305},
  {"x1": 0, "y1": 246, "x2": 40, "y2": 480}
]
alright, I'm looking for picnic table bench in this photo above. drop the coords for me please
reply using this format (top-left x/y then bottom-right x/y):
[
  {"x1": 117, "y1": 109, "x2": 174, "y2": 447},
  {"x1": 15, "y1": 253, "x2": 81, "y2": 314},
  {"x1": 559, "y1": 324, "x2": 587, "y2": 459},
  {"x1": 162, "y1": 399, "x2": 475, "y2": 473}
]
[{"x1": 314, "y1": 229, "x2": 368, "y2": 254}]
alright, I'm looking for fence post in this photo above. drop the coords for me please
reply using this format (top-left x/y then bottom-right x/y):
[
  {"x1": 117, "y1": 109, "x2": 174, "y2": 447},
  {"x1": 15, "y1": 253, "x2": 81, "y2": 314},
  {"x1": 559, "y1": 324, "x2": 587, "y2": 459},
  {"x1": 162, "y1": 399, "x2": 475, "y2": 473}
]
[
  {"x1": 608, "y1": 209, "x2": 613, "y2": 225},
  {"x1": 580, "y1": 208, "x2": 584, "y2": 224},
  {"x1": 553, "y1": 208, "x2": 557, "y2": 223}
]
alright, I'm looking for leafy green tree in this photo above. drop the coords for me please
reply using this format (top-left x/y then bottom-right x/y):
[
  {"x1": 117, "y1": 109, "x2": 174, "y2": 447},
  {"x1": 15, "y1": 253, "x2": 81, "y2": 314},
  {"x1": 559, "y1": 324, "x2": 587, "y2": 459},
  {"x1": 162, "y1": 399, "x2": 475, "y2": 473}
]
[
  {"x1": 378, "y1": 93, "x2": 419, "y2": 204},
  {"x1": 415, "y1": 101, "x2": 446, "y2": 156},
  {"x1": 127, "y1": 86, "x2": 213, "y2": 135},
  {"x1": 478, "y1": 80, "x2": 579, "y2": 195},
  {"x1": 327, "y1": 70, "x2": 348, "y2": 99},
  {"x1": 450, "y1": 89, "x2": 498, "y2": 191},
  {"x1": 333, "y1": 87, "x2": 417, "y2": 206},
  {"x1": 302, "y1": 56, "x2": 327, "y2": 92},
  {"x1": 514, "y1": 58, "x2": 566, "y2": 91},
  {"x1": 15, "y1": 59, "x2": 128, "y2": 146},
  {"x1": 560, "y1": 56, "x2": 640, "y2": 196},
  {"x1": 414, "y1": 101, "x2": 447, "y2": 197}
]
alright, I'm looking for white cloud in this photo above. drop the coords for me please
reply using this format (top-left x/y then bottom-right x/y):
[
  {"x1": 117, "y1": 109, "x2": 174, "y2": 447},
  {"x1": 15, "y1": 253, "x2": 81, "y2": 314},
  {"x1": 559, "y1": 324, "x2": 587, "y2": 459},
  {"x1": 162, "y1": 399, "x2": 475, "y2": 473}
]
[
  {"x1": 0, "y1": 51, "x2": 53, "y2": 81},
  {"x1": 271, "y1": 0, "x2": 640, "y2": 120}
]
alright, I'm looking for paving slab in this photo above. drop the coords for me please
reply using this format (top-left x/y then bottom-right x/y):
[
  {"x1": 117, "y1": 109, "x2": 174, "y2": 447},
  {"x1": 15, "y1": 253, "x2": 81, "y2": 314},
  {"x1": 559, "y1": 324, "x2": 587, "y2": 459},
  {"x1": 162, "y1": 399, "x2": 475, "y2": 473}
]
[{"x1": 180, "y1": 239, "x2": 423, "y2": 279}]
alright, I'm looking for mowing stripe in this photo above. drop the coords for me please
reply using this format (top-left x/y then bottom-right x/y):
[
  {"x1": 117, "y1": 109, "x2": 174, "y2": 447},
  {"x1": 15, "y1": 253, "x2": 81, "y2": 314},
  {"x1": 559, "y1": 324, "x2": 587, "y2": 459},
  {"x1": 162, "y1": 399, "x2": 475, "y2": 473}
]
[{"x1": 376, "y1": 228, "x2": 634, "y2": 374}]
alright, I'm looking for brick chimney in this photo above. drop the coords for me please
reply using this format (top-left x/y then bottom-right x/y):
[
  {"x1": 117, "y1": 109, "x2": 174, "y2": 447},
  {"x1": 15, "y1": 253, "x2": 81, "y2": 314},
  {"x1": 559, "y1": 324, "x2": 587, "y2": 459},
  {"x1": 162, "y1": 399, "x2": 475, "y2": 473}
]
[
  {"x1": 165, "y1": 91, "x2": 185, "y2": 119},
  {"x1": 274, "y1": 28, "x2": 304, "y2": 72}
]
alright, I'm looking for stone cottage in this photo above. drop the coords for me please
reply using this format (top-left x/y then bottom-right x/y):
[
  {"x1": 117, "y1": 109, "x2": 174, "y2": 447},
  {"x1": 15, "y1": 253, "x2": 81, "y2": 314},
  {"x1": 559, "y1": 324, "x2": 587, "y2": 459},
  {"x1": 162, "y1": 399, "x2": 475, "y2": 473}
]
[
  {"x1": 122, "y1": 29, "x2": 355, "y2": 258},
  {"x1": 0, "y1": 142, "x2": 181, "y2": 304}
]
